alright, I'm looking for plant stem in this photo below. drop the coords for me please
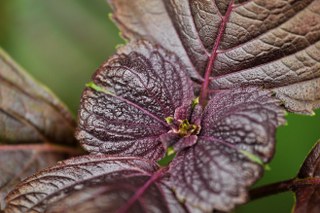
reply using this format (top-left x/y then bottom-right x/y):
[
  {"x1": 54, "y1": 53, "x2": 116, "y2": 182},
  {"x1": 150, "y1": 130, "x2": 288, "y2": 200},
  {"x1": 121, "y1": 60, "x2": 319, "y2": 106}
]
[
  {"x1": 249, "y1": 177, "x2": 320, "y2": 201},
  {"x1": 249, "y1": 179, "x2": 295, "y2": 201}
]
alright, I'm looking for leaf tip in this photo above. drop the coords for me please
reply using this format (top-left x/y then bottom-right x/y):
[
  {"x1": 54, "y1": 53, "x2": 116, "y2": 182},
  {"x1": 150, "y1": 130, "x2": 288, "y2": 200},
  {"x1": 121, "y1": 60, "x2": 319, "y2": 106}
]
[
  {"x1": 86, "y1": 82, "x2": 112, "y2": 95},
  {"x1": 118, "y1": 32, "x2": 129, "y2": 44},
  {"x1": 167, "y1": 146, "x2": 175, "y2": 156},
  {"x1": 115, "y1": 43, "x2": 125, "y2": 50}
]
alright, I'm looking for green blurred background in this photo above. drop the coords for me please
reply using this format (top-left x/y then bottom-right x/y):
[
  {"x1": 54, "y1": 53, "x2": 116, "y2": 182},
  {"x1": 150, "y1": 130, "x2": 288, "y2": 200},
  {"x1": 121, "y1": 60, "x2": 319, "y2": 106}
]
[{"x1": 0, "y1": 1, "x2": 319, "y2": 212}]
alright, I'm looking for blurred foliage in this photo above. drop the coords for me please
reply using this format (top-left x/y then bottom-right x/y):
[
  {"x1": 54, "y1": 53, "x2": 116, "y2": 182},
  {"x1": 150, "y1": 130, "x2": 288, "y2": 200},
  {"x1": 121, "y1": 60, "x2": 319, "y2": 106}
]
[
  {"x1": 0, "y1": 1, "x2": 319, "y2": 212},
  {"x1": 0, "y1": 0, "x2": 122, "y2": 114}
]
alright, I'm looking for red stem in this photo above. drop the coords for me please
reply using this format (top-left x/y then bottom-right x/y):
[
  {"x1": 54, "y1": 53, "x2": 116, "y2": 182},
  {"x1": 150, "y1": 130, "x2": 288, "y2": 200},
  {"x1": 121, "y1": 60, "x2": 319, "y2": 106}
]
[
  {"x1": 249, "y1": 179, "x2": 295, "y2": 201},
  {"x1": 199, "y1": 0, "x2": 234, "y2": 106},
  {"x1": 249, "y1": 177, "x2": 320, "y2": 201}
]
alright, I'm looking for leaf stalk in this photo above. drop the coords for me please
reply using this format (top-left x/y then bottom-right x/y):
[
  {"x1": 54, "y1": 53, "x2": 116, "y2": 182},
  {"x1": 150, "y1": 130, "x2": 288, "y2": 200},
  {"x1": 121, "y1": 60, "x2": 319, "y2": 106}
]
[{"x1": 249, "y1": 177, "x2": 320, "y2": 201}]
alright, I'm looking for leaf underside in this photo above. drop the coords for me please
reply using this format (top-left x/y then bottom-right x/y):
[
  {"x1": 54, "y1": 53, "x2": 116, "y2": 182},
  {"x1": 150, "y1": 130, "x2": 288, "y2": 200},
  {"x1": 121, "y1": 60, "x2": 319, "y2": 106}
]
[{"x1": 109, "y1": 0, "x2": 320, "y2": 114}]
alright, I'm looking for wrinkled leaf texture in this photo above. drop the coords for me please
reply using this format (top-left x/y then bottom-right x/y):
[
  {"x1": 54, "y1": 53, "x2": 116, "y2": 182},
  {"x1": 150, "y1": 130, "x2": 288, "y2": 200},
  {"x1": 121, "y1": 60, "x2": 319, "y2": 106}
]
[
  {"x1": 75, "y1": 41, "x2": 285, "y2": 212},
  {"x1": 5, "y1": 155, "x2": 194, "y2": 213},
  {"x1": 6, "y1": 0, "x2": 317, "y2": 211},
  {"x1": 0, "y1": 48, "x2": 79, "y2": 209},
  {"x1": 109, "y1": 0, "x2": 320, "y2": 114},
  {"x1": 76, "y1": 41, "x2": 193, "y2": 159},
  {"x1": 293, "y1": 141, "x2": 320, "y2": 213},
  {"x1": 170, "y1": 87, "x2": 285, "y2": 211},
  {"x1": 5, "y1": 40, "x2": 285, "y2": 212}
]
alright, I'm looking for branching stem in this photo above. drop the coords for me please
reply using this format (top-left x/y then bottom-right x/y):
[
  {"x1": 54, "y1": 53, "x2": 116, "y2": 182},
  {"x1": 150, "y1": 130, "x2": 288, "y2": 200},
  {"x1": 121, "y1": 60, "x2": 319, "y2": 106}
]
[{"x1": 249, "y1": 179, "x2": 295, "y2": 201}]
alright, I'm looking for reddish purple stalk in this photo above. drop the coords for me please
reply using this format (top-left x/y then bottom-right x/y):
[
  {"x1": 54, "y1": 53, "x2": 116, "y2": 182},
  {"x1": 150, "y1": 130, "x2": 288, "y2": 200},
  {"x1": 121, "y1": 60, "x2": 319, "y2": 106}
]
[
  {"x1": 199, "y1": 0, "x2": 234, "y2": 106},
  {"x1": 116, "y1": 167, "x2": 167, "y2": 213},
  {"x1": 250, "y1": 177, "x2": 320, "y2": 201}
]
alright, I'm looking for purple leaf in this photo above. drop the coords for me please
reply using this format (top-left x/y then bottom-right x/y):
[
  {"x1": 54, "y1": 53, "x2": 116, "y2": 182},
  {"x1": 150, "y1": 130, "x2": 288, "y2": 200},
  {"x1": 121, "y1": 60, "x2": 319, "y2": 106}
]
[
  {"x1": 0, "y1": 48, "x2": 81, "y2": 209},
  {"x1": 4, "y1": 155, "x2": 189, "y2": 213},
  {"x1": 202, "y1": 87, "x2": 286, "y2": 162},
  {"x1": 170, "y1": 139, "x2": 262, "y2": 212},
  {"x1": 0, "y1": 48, "x2": 76, "y2": 145},
  {"x1": 109, "y1": 0, "x2": 320, "y2": 114},
  {"x1": 169, "y1": 87, "x2": 285, "y2": 212},
  {"x1": 293, "y1": 141, "x2": 320, "y2": 213},
  {"x1": 76, "y1": 39, "x2": 286, "y2": 211},
  {"x1": 76, "y1": 40, "x2": 194, "y2": 160}
]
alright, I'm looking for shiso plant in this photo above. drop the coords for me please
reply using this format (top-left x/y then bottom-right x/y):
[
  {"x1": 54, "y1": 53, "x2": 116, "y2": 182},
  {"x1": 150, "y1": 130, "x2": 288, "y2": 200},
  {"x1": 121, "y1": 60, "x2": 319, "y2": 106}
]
[{"x1": 1, "y1": 0, "x2": 320, "y2": 213}]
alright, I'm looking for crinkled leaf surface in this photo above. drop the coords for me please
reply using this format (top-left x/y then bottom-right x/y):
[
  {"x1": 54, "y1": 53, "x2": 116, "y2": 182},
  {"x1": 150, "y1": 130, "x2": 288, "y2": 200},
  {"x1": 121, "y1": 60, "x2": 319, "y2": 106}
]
[
  {"x1": 5, "y1": 155, "x2": 190, "y2": 213},
  {"x1": 0, "y1": 48, "x2": 79, "y2": 209},
  {"x1": 109, "y1": 0, "x2": 320, "y2": 114},
  {"x1": 77, "y1": 40, "x2": 286, "y2": 212},
  {"x1": 76, "y1": 41, "x2": 194, "y2": 160},
  {"x1": 170, "y1": 87, "x2": 285, "y2": 212},
  {"x1": 77, "y1": 41, "x2": 284, "y2": 211},
  {"x1": 293, "y1": 141, "x2": 320, "y2": 213}
]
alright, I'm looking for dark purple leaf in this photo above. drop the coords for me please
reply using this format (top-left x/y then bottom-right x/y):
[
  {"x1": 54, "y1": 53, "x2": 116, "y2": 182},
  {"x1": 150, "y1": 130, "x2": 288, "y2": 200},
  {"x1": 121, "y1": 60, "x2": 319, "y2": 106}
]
[
  {"x1": 0, "y1": 48, "x2": 80, "y2": 209},
  {"x1": 169, "y1": 87, "x2": 285, "y2": 212},
  {"x1": 109, "y1": 0, "x2": 320, "y2": 114},
  {"x1": 4, "y1": 155, "x2": 190, "y2": 213},
  {"x1": 76, "y1": 40, "x2": 194, "y2": 160},
  {"x1": 202, "y1": 87, "x2": 285, "y2": 162},
  {"x1": 76, "y1": 39, "x2": 286, "y2": 212},
  {"x1": 293, "y1": 141, "x2": 320, "y2": 213}
]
